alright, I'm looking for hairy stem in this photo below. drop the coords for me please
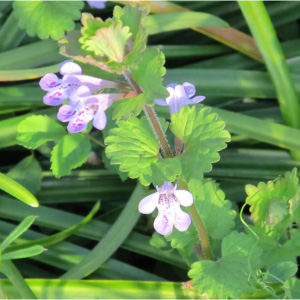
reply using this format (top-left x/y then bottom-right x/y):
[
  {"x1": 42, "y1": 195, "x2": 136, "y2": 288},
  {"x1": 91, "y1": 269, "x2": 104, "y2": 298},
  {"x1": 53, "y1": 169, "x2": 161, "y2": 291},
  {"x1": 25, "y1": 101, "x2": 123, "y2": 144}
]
[
  {"x1": 123, "y1": 70, "x2": 173, "y2": 158},
  {"x1": 123, "y1": 69, "x2": 212, "y2": 260},
  {"x1": 178, "y1": 178, "x2": 213, "y2": 261}
]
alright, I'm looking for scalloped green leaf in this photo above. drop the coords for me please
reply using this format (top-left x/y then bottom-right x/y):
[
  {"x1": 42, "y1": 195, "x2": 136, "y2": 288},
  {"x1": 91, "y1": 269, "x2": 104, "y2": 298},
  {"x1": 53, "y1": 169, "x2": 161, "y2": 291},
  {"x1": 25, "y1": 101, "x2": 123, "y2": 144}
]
[
  {"x1": 188, "y1": 231, "x2": 262, "y2": 299},
  {"x1": 131, "y1": 47, "x2": 169, "y2": 101},
  {"x1": 50, "y1": 133, "x2": 91, "y2": 178},
  {"x1": 13, "y1": 1, "x2": 84, "y2": 40},
  {"x1": 189, "y1": 179, "x2": 236, "y2": 240},
  {"x1": 7, "y1": 155, "x2": 42, "y2": 194},
  {"x1": 170, "y1": 105, "x2": 231, "y2": 182},
  {"x1": 246, "y1": 168, "x2": 300, "y2": 238},
  {"x1": 17, "y1": 115, "x2": 66, "y2": 149},
  {"x1": 256, "y1": 229, "x2": 300, "y2": 268},
  {"x1": 166, "y1": 179, "x2": 236, "y2": 264},
  {"x1": 105, "y1": 116, "x2": 178, "y2": 186}
]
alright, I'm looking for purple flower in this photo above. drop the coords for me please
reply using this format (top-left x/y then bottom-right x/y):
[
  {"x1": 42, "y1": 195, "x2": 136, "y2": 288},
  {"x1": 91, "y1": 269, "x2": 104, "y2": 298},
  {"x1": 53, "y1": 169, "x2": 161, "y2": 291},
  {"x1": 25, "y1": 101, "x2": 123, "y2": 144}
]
[
  {"x1": 39, "y1": 60, "x2": 119, "y2": 106},
  {"x1": 138, "y1": 181, "x2": 193, "y2": 235},
  {"x1": 87, "y1": 1, "x2": 106, "y2": 9},
  {"x1": 156, "y1": 82, "x2": 205, "y2": 115},
  {"x1": 57, "y1": 85, "x2": 122, "y2": 133}
]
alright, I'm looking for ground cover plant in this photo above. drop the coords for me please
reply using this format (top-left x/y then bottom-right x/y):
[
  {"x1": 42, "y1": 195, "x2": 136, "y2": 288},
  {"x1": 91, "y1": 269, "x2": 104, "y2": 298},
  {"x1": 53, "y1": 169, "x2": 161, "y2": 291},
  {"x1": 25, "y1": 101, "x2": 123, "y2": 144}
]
[{"x1": 1, "y1": 0, "x2": 300, "y2": 299}]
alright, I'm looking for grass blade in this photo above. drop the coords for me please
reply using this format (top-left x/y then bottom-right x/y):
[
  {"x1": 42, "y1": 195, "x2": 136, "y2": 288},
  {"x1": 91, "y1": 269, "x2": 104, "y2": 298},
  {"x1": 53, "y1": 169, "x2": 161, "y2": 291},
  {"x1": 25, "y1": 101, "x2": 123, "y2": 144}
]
[
  {"x1": 60, "y1": 184, "x2": 146, "y2": 279},
  {"x1": 1, "y1": 216, "x2": 36, "y2": 251},
  {"x1": 6, "y1": 202, "x2": 100, "y2": 251},
  {"x1": 0, "y1": 261, "x2": 36, "y2": 299},
  {"x1": 239, "y1": 1, "x2": 300, "y2": 131},
  {"x1": 0, "y1": 173, "x2": 39, "y2": 207},
  {"x1": 1, "y1": 245, "x2": 44, "y2": 261}
]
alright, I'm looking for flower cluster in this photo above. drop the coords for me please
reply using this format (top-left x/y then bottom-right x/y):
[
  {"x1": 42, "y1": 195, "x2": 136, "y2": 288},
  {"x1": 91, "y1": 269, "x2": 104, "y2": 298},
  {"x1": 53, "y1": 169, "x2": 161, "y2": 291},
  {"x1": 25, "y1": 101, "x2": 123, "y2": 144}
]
[
  {"x1": 40, "y1": 61, "x2": 124, "y2": 133},
  {"x1": 138, "y1": 181, "x2": 193, "y2": 235}
]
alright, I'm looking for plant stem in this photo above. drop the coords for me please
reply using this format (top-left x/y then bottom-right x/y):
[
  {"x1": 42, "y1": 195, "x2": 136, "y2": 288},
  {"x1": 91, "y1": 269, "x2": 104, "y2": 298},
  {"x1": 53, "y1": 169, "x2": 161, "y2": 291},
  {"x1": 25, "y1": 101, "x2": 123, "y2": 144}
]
[
  {"x1": 178, "y1": 178, "x2": 213, "y2": 261},
  {"x1": 123, "y1": 70, "x2": 173, "y2": 158},
  {"x1": 123, "y1": 69, "x2": 213, "y2": 260},
  {"x1": 85, "y1": 134, "x2": 105, "y2": 148}
]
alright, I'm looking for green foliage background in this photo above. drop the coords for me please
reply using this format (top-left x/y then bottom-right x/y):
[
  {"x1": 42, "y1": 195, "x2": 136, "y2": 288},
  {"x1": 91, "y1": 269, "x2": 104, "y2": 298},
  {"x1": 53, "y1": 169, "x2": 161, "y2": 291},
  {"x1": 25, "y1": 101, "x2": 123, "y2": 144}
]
[{"x1": 1, "y1": 1, "x2": 300, "y2": 299}]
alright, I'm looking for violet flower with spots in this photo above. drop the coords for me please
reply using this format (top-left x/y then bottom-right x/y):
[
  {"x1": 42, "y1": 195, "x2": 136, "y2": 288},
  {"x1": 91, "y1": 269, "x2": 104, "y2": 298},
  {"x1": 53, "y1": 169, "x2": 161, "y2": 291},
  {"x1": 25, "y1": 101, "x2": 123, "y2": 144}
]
[
  {"x1": 39, "y1": 60, "x2": 121, "y2": 106},
  {"x1": 57, "y1": 85, "x2": 123, "y2": 133},
  {"x1": 155, "y1": 82, "x2": 205, "y2": 115},
  {"x1": 138, "y1": 181, "x2": 193, "y2": 235},
  {"x1": 87, "y1": 0, "x2": 107, "y2": 9}
]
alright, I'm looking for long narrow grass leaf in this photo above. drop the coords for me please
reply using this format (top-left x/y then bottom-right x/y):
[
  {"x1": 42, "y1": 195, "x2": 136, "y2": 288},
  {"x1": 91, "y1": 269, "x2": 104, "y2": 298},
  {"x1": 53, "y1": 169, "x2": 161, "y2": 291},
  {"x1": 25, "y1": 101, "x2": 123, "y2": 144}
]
[{"x1": 0, "y1": 173, "x2": 39, "y2": 207}]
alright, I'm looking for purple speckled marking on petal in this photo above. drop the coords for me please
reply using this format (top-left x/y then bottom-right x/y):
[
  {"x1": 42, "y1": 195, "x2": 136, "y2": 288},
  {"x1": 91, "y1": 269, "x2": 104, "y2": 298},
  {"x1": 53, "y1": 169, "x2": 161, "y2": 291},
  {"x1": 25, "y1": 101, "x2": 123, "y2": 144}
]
[
  {"x1": 43, "y1": 89, "x2": 67, "y2": 106},
  {"x1": 57, "y1": 105, "x2": 75, "y2": 122},
  {"x1": 39, "y1": 73, "x2": 61, "y2": 91}
]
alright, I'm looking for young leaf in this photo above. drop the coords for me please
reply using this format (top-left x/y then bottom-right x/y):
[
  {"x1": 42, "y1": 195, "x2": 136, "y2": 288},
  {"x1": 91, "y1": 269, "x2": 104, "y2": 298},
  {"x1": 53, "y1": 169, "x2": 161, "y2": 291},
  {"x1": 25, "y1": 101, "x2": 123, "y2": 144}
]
[
  {"x1": 131, "y1": 48, "x2": 169, "y2": 101},
  {"x1": 85, "y1": 21, "x2": 132, "y2": 63},
  {"x1": 188, "y1": 231, "x2": 262, "y2": 299},
  {"x1": 1, "y1": 216, "x2": 36, "y2": 252},
  {"x1": 50, "y1": 133, "x2": 91, "y2": 177},
  {"x1": 13, "y1": 1, "x2": 84, "y2": 40},
  {"x1": 17, "y1": 115, "x2": 66, "y2": 149},
  {"x1": 246, "y1": 168, "x2": 300, "y2": 238},
  {"x1": 0, "y1": 173, "x2": 39, "y2": 207},
  {"x1": 1, "y1": 245, "x2": 44, "y2": 261},
  {"x1": 7, "y1": 155, "x2": 42, "y2": 194},
  {"x1": 118, "y1": 4, "x2": 149, "y2": 69},
  {"x1": 170, "y1": 105, "x2": 231, "y2": 182},
  {"x1": 105, "y1": 116, "x2": 178, "y2": 186}
]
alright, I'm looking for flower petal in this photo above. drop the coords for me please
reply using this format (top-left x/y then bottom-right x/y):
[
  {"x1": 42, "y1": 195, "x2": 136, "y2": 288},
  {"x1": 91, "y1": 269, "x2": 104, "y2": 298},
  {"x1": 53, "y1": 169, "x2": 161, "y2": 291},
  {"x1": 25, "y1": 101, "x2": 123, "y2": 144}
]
[
  {"x1": 57, "y1": 105, "x2": 75, "y2": 122},
  {"x1": 175, "y1": 209, "x2": 191, "y2": 232},
  {"x1": 166, "y1": 83, "x2": 177, "y2": 90},
  {"x1": 93, "y1": 105, "x2": 107, "y2": 130},
  {"x1": 174, "y1": 190, "x2": 193, "y2": 207},
  {"x1": 88, "y1": 0, "x2": 106, "y2": 9},
  {"x1": 138, "y1": 192, "x2": 159, "y2": 214},
  {"x1": 186, "y1": 96, "x2": 206, "y2": 105},
  {"x1": 39, "y1": 73, "x2": 61, "y2": 91},
  {"x1": 157, "y1": 181, "x2": 176, "y2": 194},
  {"x1": 182, "y1": 82, "x2": 196, "y2": 98},
  {"x1": 63, "y1": 75, "x2": 117, "y2": 93},
  {"x1": 59, "y1": 61, "x2": 82, "y2": 75},
  {"x1": 155, "y1": 99, "x2": 168, "y2": 106},
  {"x1": 43, "y1": 88, "x2": 68, "y2": 106},
  {"x1": 86, "y1": 93, "x2": 122, "y2": 111},
  {"x1": 154, "y1": 212, "x2": 173, "y2": 235},
  {"x1": 67, "y1": 117, "x2": 90, "y2": 133}
]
